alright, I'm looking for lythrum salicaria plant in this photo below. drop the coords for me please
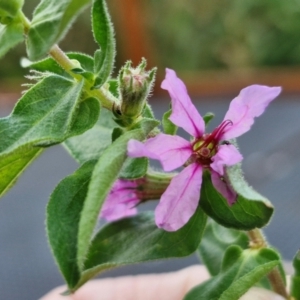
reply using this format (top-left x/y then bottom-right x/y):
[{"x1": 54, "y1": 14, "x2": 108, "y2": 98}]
[{"x1": 0, "y1": 0, "x2": 299, "y2": 299}]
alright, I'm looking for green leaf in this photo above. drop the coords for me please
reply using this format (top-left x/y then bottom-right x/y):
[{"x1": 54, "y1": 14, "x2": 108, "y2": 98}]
[
  {"x1": 0, "y1": 75, "x2": 98, "y2": 196},
  {"x1": 26, "y1": 0, "x2": 91, "y2": 60},
  {"x1": 111, "y1": 127, "x2": 124, "y2": 142},
  {"x1": 200, "y1": 170, "x2": 273, "y2": 230},
  {"x1": 142, "y1": 104, "x2": 155, "y2": 119},
  {"x1": 47, "y1": 160, "x2": 95, "y2": 287},
  {"x1": 77, "y1": 121, "x2": 157, "y2": 271},
  {"x1": 162, "y1": 109, "x2": 177, "y2": 135},
  {"x1": 184, "y1": 246, "x2": 279, "y2": 300},
  {"x1": 0, "y1": 22, "x2": 24, "y2": 58},
  {"x1": 198, "y1": 219, "x2": 249, "y2": 276},
  {"x1": 203, "y1": 112, "x2": 214, "y2": 126},
  {"x1": 107, "y1": 79, "x2": 119, "y2": 98},
  {"x1": 291, "y1": 250, "x2": 300, "y2": 299},
  {"x1": 119, "y1": 157, "x2": 148, "y2": 179},
  {"x1": 64, "y1": 112, "x2": 159, "y2": 165},
  {"x1": 48, "y1": 121, "x2": 153, "y2": 288},
  {"x1": 132, "y1": 118, "x2": 160, "y2": 133},
  {"x1": 24, "y1": 56, "x2": 67, "y2": 77},
  {"x1": 75, "y1": 207, "x2": 207, "y2": 291},
  {"x1": 0, "y1": 147, "x2": 43, "y2": 196},
  {"x1": 68, "y1": 52, "x2": 94, "y2": 82},
  {"x1": 23, "y1": 52, "x2": 94, "y2": 79},
  {"x1": 69, "y1": 97, "x2": 100, "y2": 134},
  {"x1": 0, "y1": 75, "x2": 81, "y2": 149},
  {"x1": 64, "y1": 109, "x2": 116, "y2": 164},
  {"x1": 64, "y1": 52, "x2": 95, "y2": 73},
  {"x1": 92, "y1": 0, "x2": 115, "y2": 88},
  {"x1": 198, "y1": 220, "x2": 274, "y2": 290},
  {"x1": 0, "y1": 0, "x2": 24, "y2": 19},
  {"x1": 227, "y1": 161, "x2": 272, "y2": 208}
]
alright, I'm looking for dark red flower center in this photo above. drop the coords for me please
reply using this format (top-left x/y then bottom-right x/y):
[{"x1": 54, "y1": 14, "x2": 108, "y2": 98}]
[{"x1": 191, "y1": 120, "x2": 233, "y2": 166}]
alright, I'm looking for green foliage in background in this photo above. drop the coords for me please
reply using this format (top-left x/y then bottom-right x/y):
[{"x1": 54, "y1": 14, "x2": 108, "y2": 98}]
[
  {"x1": 146, "y1": 0, "x2": 300, "y2": 70},
  {"x1": 3, "y1": 0, "x2": 300, "y2": 81}
]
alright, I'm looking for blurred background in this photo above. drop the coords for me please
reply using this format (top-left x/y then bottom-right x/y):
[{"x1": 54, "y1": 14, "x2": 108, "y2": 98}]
[
  {"x1": 4, "y1": 0, "x2": 300, "y2": 94},
  {"x1": 1, "y1": 0, "x2": 300, "y2": 299}
]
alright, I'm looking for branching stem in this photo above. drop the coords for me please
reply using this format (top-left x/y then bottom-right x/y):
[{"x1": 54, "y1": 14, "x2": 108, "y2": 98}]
[
  {"x1": 247, "y1": 228, "x2": 289, "y2": 299},
  {"x1": 48, "y1": 45, "x2": 118, "y2": 110}
]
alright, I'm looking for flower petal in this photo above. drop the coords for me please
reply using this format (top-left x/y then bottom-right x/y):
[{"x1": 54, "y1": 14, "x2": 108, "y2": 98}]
[
  {"x1": 210, "y1": 144, "x2": 243, "y2": 176},
  {"x1": 101, "y1": 203, "x2": 138, "y2": 221},
  {"x1": 222, "y1": 85, "x2": 281, "y2": 140},
  {"x1": 128, "y1": 133, "x2": 192, "y2": 171},
  {"x1": 161, "y1": 68, "x2": 205, "y2": 138},
  {"x1": 155, "y1": 163, "x2": 203, "y2": 231},
  {"x1": 100, "y1": 179, "x2": 139, "y2": 221},
  {"x1": 211, "y1": 171, "x2": 237, "y2": 205}
]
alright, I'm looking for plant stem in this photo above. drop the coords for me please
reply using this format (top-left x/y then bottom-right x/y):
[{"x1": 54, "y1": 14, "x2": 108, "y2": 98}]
[
  {"x1": 247, "y1": 228, "x2": 268, "y2": 248},
  {"x1": 247, "y1": 228, "x2": 289, "y2": 299},
  {"x1": 48, "y1": 45, "x2": 118, "y2": 110},
  {"x1": 17, "y1": 11, "x2": 31, "y2": 35},
  {"x1": 49, "y1": 45, "x2": 75, "y2": 72}
]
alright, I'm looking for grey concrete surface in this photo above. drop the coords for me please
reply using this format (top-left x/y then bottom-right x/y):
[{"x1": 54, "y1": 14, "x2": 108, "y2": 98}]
[{"x1": 0, "y1": 94, "x2": 300, "y2": 299}]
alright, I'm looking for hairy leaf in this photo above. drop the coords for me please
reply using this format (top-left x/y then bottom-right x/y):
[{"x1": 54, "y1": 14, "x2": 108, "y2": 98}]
[
  {"x1": 27, "y1": 0, "x2": 91, "y2": 60},
  {"x1": 198, "y1": 219, "x2": 249, "y2": 276},
  {"x1": 184, "y1": 246, "x2": 279, "y2": 300},
  {"x1": 119, "y1": 157, "x2": 148, "y2": 179},
  {"x1": 92, "y1": 0, "x2": 115, "y2": 88},
  {"x1": 75, "y1": 208, "x2": 207, "y2": 291},
  {"x1": 0, "y1": 22, "x2": 24, "y2": 58},
  {"x1": 47, "y1": 119, "x2": 156, "y2": 288},
  {"x1": 47, "y1": 155, "x2": 206, "y2": 291},
  {"x1": 47, "y1": 160, "x2": 95, "y2": 287},
  {"x1": 77, "y1": 120, "x2": 158, "y2": 270},
  {"x1": 0, "y1": 147, "x2": 43, "y2": 196},
  {"x1": 200, "y1": 170, "x2": 273, "y2": 230},
  {"x1": 64, "y1": 109, "x2": 116, "y2": 164},
  {"x1": 24, "y1": 52, "x2": 94, "y2": 79},
  {"x1": 0, "y1": 75, "x2": 98, "y2": 196}
]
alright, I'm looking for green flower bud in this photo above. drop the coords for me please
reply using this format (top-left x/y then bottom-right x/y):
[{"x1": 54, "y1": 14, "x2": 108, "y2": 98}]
[
  {"x1": 119, "y1": 58, "x2": 156, "y2": 118},
  {"x1": 0, "y1": 0, "x2": 24, "y2": 24}
]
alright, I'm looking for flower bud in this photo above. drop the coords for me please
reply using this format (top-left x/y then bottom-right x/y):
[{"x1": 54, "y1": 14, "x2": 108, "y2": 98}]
[
  {"x1": 0, "y1": 0, "x2": 24, "y2": 24},
  {"x1": 119, "y1": 58, "x2": 156, "y2": 118}
]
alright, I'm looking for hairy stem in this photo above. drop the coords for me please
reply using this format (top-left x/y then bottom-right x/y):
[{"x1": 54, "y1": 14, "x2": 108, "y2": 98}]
[
  {"x1": 49, "y1": 45, "x2": 75, "y2": 72},
  {"x1": 247, "y1": 229, "x2": 289, "y2": 299},
  {"x1": 48, "y1": 45, "x2": 118, "y2": 110}
]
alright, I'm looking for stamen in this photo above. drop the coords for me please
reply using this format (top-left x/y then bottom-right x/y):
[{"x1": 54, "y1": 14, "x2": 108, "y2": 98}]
[{"x1": 207, "y1": 119, "x2": 233, "y2": 143}]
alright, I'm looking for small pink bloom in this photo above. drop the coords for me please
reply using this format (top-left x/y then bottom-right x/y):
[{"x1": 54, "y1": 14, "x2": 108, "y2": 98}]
[
  {"x1": 100, "y1": 179, "x2": 140, "y2": 221},
  {"x1": 128, "y1": 69, "x2": 281, "y2": 231}
]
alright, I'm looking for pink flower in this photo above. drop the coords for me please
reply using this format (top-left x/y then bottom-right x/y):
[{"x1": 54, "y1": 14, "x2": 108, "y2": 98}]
[
  {"x1": 128, "y1": 68, "x2": 281, "y2": 232},
  {"x1": 100, "y1": 179, "x2": 140, "y2": 221}
]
